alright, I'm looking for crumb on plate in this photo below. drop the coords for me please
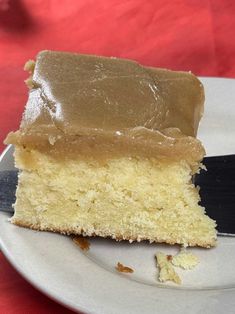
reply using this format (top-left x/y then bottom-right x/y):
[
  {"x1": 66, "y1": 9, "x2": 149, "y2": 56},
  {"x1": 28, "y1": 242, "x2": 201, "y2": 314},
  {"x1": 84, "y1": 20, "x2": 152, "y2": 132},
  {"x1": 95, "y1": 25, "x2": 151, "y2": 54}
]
[
  {"x1": 72, "y1": 236, "x2": 90, "y2": 251},
  {"x1": 116, "y1": 262, "x2": 134, "y2": 273},
  {"x1": 155, "y1": 252, "x2": 181, "y2": 284},
  {"x1": 167, "y1": 254, "x2": 173, "y2": 261},
  {"x1": 172, "y1": 248, "x2": 199, "y2": 270}
]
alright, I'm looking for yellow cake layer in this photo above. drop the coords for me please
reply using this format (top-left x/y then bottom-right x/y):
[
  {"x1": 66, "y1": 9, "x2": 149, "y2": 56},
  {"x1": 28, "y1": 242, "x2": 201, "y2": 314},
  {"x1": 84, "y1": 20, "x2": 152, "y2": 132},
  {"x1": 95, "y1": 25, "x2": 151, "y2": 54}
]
[{"x1": 11, "y1": 148, "x2": 217, "y2": 247}]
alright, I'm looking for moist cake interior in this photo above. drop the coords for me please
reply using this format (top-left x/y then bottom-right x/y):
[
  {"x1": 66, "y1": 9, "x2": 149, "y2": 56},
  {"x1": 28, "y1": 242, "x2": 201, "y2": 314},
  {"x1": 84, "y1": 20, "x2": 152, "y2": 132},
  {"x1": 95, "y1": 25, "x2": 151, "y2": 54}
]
[{"x1": 13, "y1": 148, "x2": 216, "y2": 247}]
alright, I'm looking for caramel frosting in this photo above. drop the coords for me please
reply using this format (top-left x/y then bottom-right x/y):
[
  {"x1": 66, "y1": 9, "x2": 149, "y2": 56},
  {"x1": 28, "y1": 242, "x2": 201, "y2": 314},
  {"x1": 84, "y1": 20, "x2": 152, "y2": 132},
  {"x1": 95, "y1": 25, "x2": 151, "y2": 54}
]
[{"x1": 5, "y1": 50, "x2": 205, "y2": 164}]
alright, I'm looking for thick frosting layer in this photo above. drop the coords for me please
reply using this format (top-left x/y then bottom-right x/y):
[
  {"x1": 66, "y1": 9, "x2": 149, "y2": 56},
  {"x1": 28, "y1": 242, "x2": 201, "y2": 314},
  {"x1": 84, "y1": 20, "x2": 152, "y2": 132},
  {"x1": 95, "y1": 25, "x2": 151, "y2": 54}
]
[{"x1": 5, "y1": 50, "x2": 205, "y2": 165}]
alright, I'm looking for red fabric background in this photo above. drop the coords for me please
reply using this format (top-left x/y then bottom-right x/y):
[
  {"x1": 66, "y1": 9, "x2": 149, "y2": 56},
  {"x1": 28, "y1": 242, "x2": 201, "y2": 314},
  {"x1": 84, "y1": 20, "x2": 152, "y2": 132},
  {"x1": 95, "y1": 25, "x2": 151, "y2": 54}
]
[{"x1": 0, "y1": 0, "x2": 235, "y2": 313}]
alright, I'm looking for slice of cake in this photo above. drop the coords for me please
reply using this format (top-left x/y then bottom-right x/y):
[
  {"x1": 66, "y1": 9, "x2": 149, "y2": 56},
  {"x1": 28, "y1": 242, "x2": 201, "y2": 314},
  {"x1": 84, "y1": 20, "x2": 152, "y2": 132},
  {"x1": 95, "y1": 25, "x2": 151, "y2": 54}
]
[{"x1": 5, "y1": 50, "x2": 217, "y2": 247}]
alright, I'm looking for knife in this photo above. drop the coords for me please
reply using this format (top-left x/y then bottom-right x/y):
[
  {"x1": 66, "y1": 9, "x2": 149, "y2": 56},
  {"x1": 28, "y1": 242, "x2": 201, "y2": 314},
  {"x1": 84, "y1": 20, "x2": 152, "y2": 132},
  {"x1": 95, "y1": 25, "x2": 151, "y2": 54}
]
[
  {"x1": 0, "y1": 155, "x2": 235, "y2": 235},
  {"x1": 194, "y1": 154, "x2": 235, "y2": 236}
]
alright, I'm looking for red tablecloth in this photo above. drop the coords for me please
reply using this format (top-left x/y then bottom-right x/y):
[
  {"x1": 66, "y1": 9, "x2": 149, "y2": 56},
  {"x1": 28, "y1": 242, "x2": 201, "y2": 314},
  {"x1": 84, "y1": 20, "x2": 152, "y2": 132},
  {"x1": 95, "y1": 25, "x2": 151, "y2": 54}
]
[{"x1": 0, "y1": 0, "x2": 235, "y2": 313}]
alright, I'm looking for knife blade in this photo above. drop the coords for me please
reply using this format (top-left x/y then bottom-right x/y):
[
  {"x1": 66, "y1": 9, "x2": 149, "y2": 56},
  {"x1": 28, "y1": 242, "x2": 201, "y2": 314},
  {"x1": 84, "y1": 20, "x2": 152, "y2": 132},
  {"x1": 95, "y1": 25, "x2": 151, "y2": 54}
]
[
  {"x1": 0, "y1": 155, "x2": 235, "y2": 235},
  {"x1": 194, "y1": 154, "x2": 235, "y2": 236},
  {"x1": 0, "y1": 170, "x2": 17, "y2": 213}
]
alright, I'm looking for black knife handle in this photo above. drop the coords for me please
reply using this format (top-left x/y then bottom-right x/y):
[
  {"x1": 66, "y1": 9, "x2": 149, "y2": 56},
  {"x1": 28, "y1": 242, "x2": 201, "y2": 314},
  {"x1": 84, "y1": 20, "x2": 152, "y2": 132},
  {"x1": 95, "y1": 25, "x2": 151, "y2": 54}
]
[
  {"x1": 0, "y1": 170, "x2": 18, "y2": 213},
  {"x1": 195, "y1": 155, "x2": 235, "y2": 234}
]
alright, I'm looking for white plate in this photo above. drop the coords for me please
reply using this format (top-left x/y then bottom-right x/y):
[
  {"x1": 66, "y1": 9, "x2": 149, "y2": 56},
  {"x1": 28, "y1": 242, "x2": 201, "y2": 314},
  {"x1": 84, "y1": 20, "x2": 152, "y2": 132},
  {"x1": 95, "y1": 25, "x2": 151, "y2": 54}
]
[{"x1": 1, "y1": 77, "x2": 235, "y2": 314}]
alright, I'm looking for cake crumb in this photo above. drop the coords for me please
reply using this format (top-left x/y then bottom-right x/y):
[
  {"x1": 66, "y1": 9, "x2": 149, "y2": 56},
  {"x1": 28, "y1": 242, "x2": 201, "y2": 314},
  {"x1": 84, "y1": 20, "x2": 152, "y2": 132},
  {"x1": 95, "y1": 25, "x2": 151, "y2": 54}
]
[
  {"x1": 72, "y1": 236, "x2": 90, "y2": 251},
  {"x1": 24, "y1": 78, "x2": 34, "y2": 89},
  {"x1": 172, "y1": 248, "x2": 199, "y2": 270},
  {"x1": 24, "y1": 60, "x2": 35, "y2": 73},
  {"x1": 155, "y1": 252, "x2": 181, "y2": 284},
  {"x1": 167, "y1": 254, "x2": 173, "y2": 261},
  {"x1": 116, "y1": 262, "x2": 134, "y2": 273},
  {"x1": 24, "y1": 60, "x2": 35, "y2": 89},
  {"x1": 48, "y1": 135, "x2": 57, "y2": 145}
]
